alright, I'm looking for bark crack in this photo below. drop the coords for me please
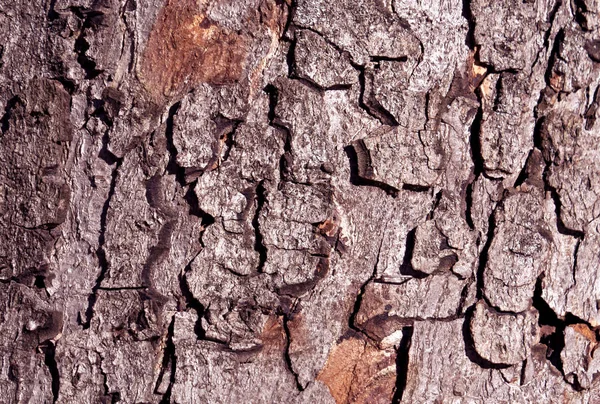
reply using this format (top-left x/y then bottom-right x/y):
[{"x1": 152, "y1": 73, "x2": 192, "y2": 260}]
[
  {"x1": 41, "y1": 341, "x2": 60, "y2": 403},
  {"x1": 252, "y1": 180, "x2": 268, "y2": 273},
  {"x1": 282, "y1": 314, "x2": 304, "y2": 391},
  {"x1": 82, "y1": 141, "x2": 122, "y2": 329}
]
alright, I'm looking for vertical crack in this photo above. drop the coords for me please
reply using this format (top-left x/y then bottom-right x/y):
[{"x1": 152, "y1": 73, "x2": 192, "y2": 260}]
[
  {"x1": 468, "y1": 89, "x2": 485, "y2": 178},
  {"x1": 532, "y1": 275, "x2": 565, "y2": 374},
  {"x1": 252, "y1": 180, "x2": 268, "y2": 272},
  {"x1": 356, "y1": 66, "x2": 399, "y2": 126},
  {"x1": 164, "y1": 102, "x2": 184, "y2": 184},
  {"x1": 42, "y1": 341, "x2": 60, "y2": 403},
  {"x1": 72, "y1": 8, "x2": 105, "y2": 79},
  {"x1": 282, "y1": 315, "x2": 304, "y2": 391},
  {"x1": 82, "y1": 140, "x2": 122, "y2": 329},
  {"x1": 462, "y1": 0, "x2": 476, "y2": 49},
  {"x1": 156, "y1": 315, "x2": 176, "y2": 404},
  {"x1": 178, "y1": 256, "x2": 208, "y2": 340},
  {"x1": 475, "y1": 207, "x2": 496, "y2": 299},
  {"x1": 391, "y1": 326, "x2": 413, "y2": 404},
  {"x1": 349, "y1": 230, "x2": 386, "y2": 334},
  {"x1": 399, "y1": 227, "x2": 428, "y2": 279},
  {"x1": 264, "y1": 84, "x2": 295, "y2": 183},
  {"x1": 1, "y1": 95, "x2": 22, "y2": 135}
]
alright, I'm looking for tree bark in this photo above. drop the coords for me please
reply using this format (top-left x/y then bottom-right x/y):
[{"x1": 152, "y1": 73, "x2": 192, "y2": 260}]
[{"x1": 1, "y1": 0, "x2": 600, "y2": 402}]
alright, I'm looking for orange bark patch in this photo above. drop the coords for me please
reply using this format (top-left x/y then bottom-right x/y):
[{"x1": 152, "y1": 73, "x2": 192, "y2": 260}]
[
  {"x1": 469, "y1": 48, "x2": 487, "y2": 90},
  {"x1": 140, "y1": 0, "x2": 249, "y2": 99},
  {"x1": 571, "y1": 323, "x2": 597, "y2": 343},
  {"x1": 317, "y1": 335, "x2": 396, "y2": 404}
]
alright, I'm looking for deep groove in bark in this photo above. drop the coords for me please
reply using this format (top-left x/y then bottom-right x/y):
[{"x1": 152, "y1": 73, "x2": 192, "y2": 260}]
[
  {"x1": 344, "y1": 145, "x2": 399, "y2": 197},
  {"x1": 165, "y1": 102, "x2": 185, "y2": 184},
  {"x1": 462, "y1": 305, "x2": 511, "y2": 369},
  {"x1": 73, "y1": 9, "x2": 105, "y2": 79},
  {"x1": 348, "y1": 233, "x2": 385, "y2": 336},
  {"x1": 157, "y1": 316, "x2": 176, "y2": 404},
  {"x1": 357, "y1": 66, "x2": 400, "y2": 126},
  {"x1": 391, "y1": 326, "x2": 413, "y2": 404},
  {"x1": 42, "y1": 341, "x2": 60, "y2": 403},
  {"x1": 532, "y1": 275, "x2": 565, "y2": 374},
  {"x1": 1, "y1": 96, "x2": 22, "y2": 135},
  {"x1": 82, "y1": 152, "x2": 122, "y2": 329},
  {"x1": 475, "y1": 206, "x2": 497, "y2": 299},
  {"x1": 252, "y1": 180, "x2": 268, "y2": 273},
  {"x1": 399, "y1": 228, "x2": 428, "y2": 279},
  {"x1": 179, "y1": 258, "x2": 207, "y2": 340},
  {"x1": 282, "y1": 315, "x2": 304, "y2": 391}
]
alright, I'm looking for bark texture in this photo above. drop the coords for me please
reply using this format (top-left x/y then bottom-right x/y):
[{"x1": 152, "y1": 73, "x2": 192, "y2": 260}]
[{"x1": 1, "y1": 0, "x2": 600, "y2": 402}]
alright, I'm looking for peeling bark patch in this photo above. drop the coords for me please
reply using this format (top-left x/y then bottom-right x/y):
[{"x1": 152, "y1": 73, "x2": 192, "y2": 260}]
[
  {"x1": 317, "y1": 335, "x2": 396, "y2": 404},
  {"x1": 140, "y1": 0, "x2": 249, "y2": 98}
]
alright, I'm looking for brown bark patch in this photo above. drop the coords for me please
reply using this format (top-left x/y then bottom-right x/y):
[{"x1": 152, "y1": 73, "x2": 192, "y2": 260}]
[
  {"x1": 260, "y1": 315, "x2": 287, "y2": 352},
  {"x1": 140, "y1": 0, "x2": 249, "y2": 99},
  {"x1": 317, "y1": 335, "x2": 396, "y2": 404}
]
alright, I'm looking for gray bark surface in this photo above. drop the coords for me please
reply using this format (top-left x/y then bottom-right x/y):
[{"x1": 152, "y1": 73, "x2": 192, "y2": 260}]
[{"x1": 1, "y1": 0, "x2": 600, "y2": 402}]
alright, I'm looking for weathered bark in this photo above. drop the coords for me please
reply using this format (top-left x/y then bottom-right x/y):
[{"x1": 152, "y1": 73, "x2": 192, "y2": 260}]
[{"x1": 1, "y1": 0, "x2": 600, "y2": 402}]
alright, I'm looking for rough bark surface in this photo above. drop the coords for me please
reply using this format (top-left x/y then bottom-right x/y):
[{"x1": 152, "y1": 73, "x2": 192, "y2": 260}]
[{"x1": 1, "y1": 0, "x2": 600, "y2": 403}]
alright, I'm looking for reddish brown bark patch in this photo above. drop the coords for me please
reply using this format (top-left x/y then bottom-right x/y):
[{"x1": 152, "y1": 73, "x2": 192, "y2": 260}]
[
  {"x1": 317, "y1": 335, "x2": 396, "y2": 404},
  {"x1": 140, "y1": 0, "x2": 249, "y2": 99}
]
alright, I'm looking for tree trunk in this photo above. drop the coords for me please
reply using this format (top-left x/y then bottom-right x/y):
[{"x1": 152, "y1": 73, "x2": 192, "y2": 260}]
[{"x1": 1, "y1": 0, "x2": 600, "y2": 402}]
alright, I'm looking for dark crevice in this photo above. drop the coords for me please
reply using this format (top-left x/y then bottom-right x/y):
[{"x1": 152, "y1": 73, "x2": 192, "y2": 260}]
[
  {"x1": 178, "y1": 259, "x2": 207, "y2": 340},
  {"x1": 520, "y1": 359, "x2": 528, "y2": 385},
  {"x1": 469, "y1": 90, "x2": 485, "y2": 177},
  {"x1": 462, "y1": 0, "x2": 476, "y2": 49},
  {"x1": 42, "y1": 341, "x2": 60, "y2": 403},
  {"x1": 462, "y1": 305, "x2": 511, "y2": 369},
  {"x1": 264, "y1": 84, "x2": 295, "y2": 183},
  {"x1": 572, "y1": 0, "x2": 589, "y2": 30},
  {"x1": 583, "y1": 85, "x2": 599, "y2": 130},
  {"x1": 281, "y1": 0, "x2": 297, "y2": 39},
  {"x1": 544, "y1": 0, "x2": 563, "y2": 49},
  {"x1": 349, "y1": 234, "x2": 385, "y2": 335},
  {"x1": 344, "y1": 145, "x2": 399, "y2": 197},
  {"x1": 544, "y1": 28, "x2": 565, "y2": 88},
  {"x1": 513, "y1": 148, "x2": 536, "y2": 188},
  {"x1": 476, "y1": 206, "x2": 497, "y2": 299},
  {"x1": 183, "y1": 182, "x2": 215, "y2": 228},
  {"x1": 456, "y1": 280, "x2": 473, "y2": 316},
  {"x1": 532, "y1": 275, "x2": 565, "y2": 374},
  {"x1": 402, "y1": 183, "x2": 431, "y2": 193},
  {"x1": 534, "y1": 104, "x2": 584, "y2": 239},
  {"x1": 357, "y1": 67, "x2": 399, "y2": 126},
  {"x1": 391, "y1": 326, "x2": 413, "y2": 404},
  {"x1": 51, "y1": 77, "x2": 77, "y2": 94},
  {"x1": 82, "y1": 146, "x2": 122, "y2": 329},
  {"x1": 547, "y1": 186, "x2": 585, "y2": 238},
  {"x1": 252, "y1": 181, "x2": 268, "y2": 273},
  {"x1": 164, "y1": 101, "x2": 216, "y2": 246},
  {"x1": 464, "y1": 181, "x2": 475, "y2": 229},
  {"x1": 164, "y1": 102, "x2": 185, "y2": 184},
  {"x1": 282, "y1": 315, "x2": 304, "y2": 391},
  {"x1": 47, "y1": 0, "x2": 59, "y2": 20},
  {"x1": 426, "y1": 190, "x2": 443, "y2": 221},
  {"x1": 73, "y1": 9, "x2": 105, "y2": 79},
  {"x1": 399, "y1": 228, "x2": 428, "y2": 279},
  {"x1": 286, "y1": 37, "x2": 297, "y2": 78},
  {"x1": 531, "y1": 275, "x2": 597, "y2": 388},
  {"x1": 370, "y1": 55, "x2": 408, "y2": 63},
  {"x1": 1, "y1": 96, "x2": 22, "y2": 135},
  {"x1": 156, "y1": 316, "x2": 176, "y2": 404}
]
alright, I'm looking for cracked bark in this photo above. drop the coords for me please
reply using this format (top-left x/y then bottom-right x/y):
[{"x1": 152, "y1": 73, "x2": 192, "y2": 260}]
[{"x1": 2, "y1": 0, "x2": 600, "y2": 403}]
